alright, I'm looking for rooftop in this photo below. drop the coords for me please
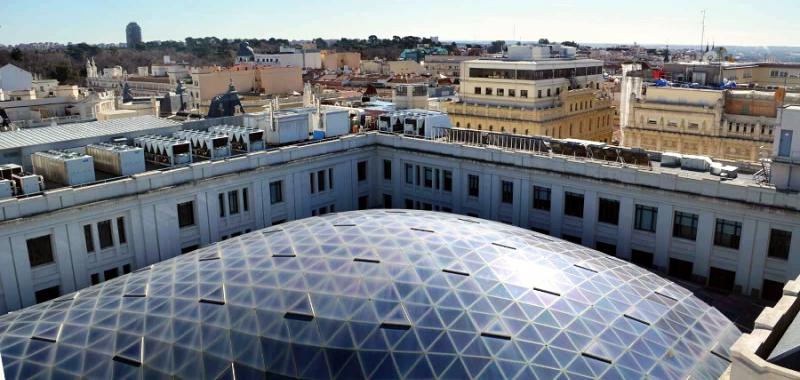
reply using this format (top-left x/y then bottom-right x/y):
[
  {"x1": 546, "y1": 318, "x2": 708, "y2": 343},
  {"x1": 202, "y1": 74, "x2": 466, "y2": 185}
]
[{"x1": 0, "y1": 116, "x2": 180, "y2": 151}]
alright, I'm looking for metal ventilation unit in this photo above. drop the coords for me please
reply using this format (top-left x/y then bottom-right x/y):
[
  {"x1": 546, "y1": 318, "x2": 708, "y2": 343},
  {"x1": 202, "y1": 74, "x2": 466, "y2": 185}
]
[
  {"x1": 0, "y1": 163, "x2": 43, "y2": 198},
  {"x1": 86, "y1": 143, "x2": 146, "y2": 176},
  {"x1": 134, "y1": 135, "x2": 192, "y2": 167},
  {"x1": 173, "y1": 129, "x2": 231, "y2": 159},
  {"x1": 208, "y1": 125, "x2": 265, "y2": 153},
  {"x1": 31, "y1": 150, "x2": 95, "y2": 186}
]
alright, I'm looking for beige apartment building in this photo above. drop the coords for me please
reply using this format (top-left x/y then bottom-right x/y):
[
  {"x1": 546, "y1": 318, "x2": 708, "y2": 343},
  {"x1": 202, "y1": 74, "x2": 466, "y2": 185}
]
[
  {"x1": 185, "y1": 65, "x2": 302, "y2": 114},
  {"x1": 624, "y1": 87, "x2": 791, "y2": 162},
  {"x1": 423, "y1": 55, "x2": 475, "y2": 78},
  {"x1": 320, "y1": 51, "x2": 361, "y2": 71},
  {"x1": 445, "y1": 54, "x2": 615, "y2": 142}
]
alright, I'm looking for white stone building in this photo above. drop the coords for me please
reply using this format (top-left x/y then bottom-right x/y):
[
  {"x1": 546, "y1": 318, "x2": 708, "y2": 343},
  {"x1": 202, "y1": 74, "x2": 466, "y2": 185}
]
[{"x1": 0, "y1": 114, "x2": 799, "y2": 314}]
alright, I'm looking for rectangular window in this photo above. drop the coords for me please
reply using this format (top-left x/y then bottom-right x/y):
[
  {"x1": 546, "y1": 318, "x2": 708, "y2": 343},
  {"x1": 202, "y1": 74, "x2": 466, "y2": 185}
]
[
  {"x1": 328, "y1": 168, "x2": 334, "y2": 189},
  {"x1": 383, "y1": 160, "x2": 392, "y2": 180},
  {"x1": 177, "y1": 201, "x2": 195, "y2": 228},
  {"x1": 242, "y1": 188, "x2": 249, "y2": 212},
  {"x1": 763, "y1": 279, "x2": 785, "y2": 302},
  {"x1": 104, "y1": 268, "x2": 119, "y2": 281},
  {"x1": 631, "y1": 249, "x2": 654, "y2": 268},
  {"x1": 218, "y1": 193, "x2": 226, "y2": 217},
  {"x1": 564, "y1": 192, "x2": 584, "y2": 218},
  {"x1": 269, "y1": 181, "x2": 283, "y2": 204},
  {"x1": 181, "y1": 245, "x2": 199, "y2": 254},
  {"x1": 597, "y1": 198, "x2": 620, "y2": 225},
  {"x1": 405, "y1": 199, "x2": 414, "y2": 209},
  {"x1": 485, "y1": 88, "x2": 492, "y2": 95},
  {"x1": 83, "y1": 224, "x2": 94, "y2": 253},
  {"x1": 595, "y1": 241, "x2": 616, "y2": 256},
  {"x1": 474, "y1": 87, "x2": 481, "y2": 95},
  {"x1": 673, "y1": 211, "x2": 698, "y2": 240},
  {"x1": 537, "y1": 89, "x2": 542, "y2": 98},
  {"x1": 415, "y1": 166, "x2": 421, "y2": 185},
  {"x1": 714, "y1": 219, "x2": 742, "y2": 249},
  {"x1": 357, "y1": 161, "x2": 368, "y2": 182},
  {"x1": 358, "y1": 195, "x2": 369, "y2": 210},
  {"x1": 520, "y1": 90, "x2": 528, "y2": 98},
  {"x1": 383, "y1": 194, "x2": 392, "y2": 208},
  {"x1": 34, "y1": 286, "x2": 60, "y2": 303},
  {"x1": 668, "y1": 258, "x2": 694, "y2": 281},
  {"x1": 634, "y1": 205, "x2": 657, "y2": 232},
  {"x1": 496, "y1": 88, "x2": 504, "y2": 96},
  {"x1": 228, "y1": 191, "x2": 239, "y2": 215},
  {"x1": 501, "y1": 180, "x2": 514, "y2": 204},
  {"x1": 434, "y1": 169, "x2": 440, "y2": 190},
  {"x1": 309, "y1": 172, "x2": 315, "y2": 194},
  {"x1": 424, "y1": 168, "x2": 433, "y2": 188},
  {"x1": 532, "y1": 186, "x2": 551, "y2": 211},
  {"x1": 318, "y1": 170, "x2": 326, "y2": 192},
  {"x1": 123, "y1": 264, "x2": 131, "y2": 274},
  {"x1": 91, "y1": 273, "x2": 100, "y2": 285},
  {"x1": 767, "y1": 229, "x2": 792, "y2": 260},
  {"x1": 116, "y1": 217, "x2": 126, "y2": 244},
  {"x1": 468, "y1": 175, "x2": 479, "y2": 197},
  {"x1": 508, "y1": 89, "x2": 515, "y2": 97},
  {"x1": 405, "y1": 164, "x2": 413, "y2": 184},
  {"x1": 708, "y1": 267, "x2": 736, "y2": 291},
  {"x1": 443, "y1": 170, "x2": 452, "y2": 192},
  {"x1": 27, "y1": 235, "x2": 54, "y2": 267},
  {"x1": 98, "y1": 220, "x2": 114, "y2": 249}
]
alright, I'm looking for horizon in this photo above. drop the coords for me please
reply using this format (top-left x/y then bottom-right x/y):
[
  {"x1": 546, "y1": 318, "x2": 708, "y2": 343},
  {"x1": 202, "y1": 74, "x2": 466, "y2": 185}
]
[{"x1": 2, "y1": 0, "x2": 799, "y2": 47}]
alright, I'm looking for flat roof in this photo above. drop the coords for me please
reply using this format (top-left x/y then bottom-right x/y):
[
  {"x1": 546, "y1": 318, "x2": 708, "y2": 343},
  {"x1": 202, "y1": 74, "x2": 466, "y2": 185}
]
[{"x1": 0, "y1": 116, "x2": 181, "y2": 151}]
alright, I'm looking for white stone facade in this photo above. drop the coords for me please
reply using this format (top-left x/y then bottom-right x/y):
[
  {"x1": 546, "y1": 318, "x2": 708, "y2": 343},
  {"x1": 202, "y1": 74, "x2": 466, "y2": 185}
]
[{"x1": 0, "y1": 132, "x2": 799, "y2": 314}]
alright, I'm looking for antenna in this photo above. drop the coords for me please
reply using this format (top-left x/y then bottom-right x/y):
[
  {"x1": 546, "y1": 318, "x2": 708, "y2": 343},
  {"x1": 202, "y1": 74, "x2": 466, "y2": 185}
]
[{"x1": 699, "y1": 9, "x2": 706, "y2": 56}]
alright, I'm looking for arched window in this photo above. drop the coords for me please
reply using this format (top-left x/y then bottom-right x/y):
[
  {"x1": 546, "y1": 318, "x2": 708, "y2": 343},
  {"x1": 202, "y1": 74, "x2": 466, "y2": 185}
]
[{"x1": 456, "y1": 122, "x2": 460, "y2": 127}]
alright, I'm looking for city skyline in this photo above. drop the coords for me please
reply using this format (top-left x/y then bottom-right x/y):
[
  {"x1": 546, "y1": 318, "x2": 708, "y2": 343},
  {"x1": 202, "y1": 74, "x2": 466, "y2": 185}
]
[{"x1": 1, "y1": 0, "x2": 799, "y2": 47}]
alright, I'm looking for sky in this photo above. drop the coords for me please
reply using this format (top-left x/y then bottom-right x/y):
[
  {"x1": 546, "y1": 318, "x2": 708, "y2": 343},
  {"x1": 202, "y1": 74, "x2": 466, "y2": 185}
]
[{"x1": 1, "y1": 0, "x2": 799, "y2": 47}]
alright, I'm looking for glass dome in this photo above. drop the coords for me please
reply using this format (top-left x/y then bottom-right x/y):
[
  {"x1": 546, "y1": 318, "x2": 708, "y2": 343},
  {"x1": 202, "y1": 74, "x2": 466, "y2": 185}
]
[{"x1": 0, "y1": 210, "x2": 740, "y2": 379}]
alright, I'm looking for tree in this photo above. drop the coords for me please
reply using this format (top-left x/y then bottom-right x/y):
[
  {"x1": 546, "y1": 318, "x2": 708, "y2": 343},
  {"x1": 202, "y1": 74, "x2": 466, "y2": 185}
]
[
  {"x1": 487, "y1": 40, "x2": 505, "y2": 54},
  {"x1": 10, "y1": 48, "x2": 23, "y2": 61},
  {"x1": 368, "y1": 35, "x2": 379, "y2": 45},
  {"x1": 537, "y1": 38, "x2": 550, "y2": 45},
  {"x1": 313, "y1": 38, "x2": 328, "y2": 49},
  {"x1": 561, "y1": 41, "x2": 579, "y2": 48}
]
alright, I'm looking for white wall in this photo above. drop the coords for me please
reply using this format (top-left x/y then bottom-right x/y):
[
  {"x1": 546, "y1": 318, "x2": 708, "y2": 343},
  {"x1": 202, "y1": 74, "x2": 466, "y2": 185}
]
[
  {"x1": 1, "y1": 132, "x2": 799, "y2": 314},
  {"x1": 0, "y1": 64, "x2": 33, "y2": 92}
]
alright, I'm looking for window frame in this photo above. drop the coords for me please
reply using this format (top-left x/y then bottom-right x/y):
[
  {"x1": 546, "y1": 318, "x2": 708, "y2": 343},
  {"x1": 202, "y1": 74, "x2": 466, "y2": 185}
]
[
  {"x1": 501, "y1": 180, "x2": 514, "y2": 204},
  {"x1": 672, "y1": 211, "x2": 698, "y2": 241},
  {"x1": 532, "y1": 186, "x2": 551, "y2": 211},
  {"x1": 714, "y1": 218, "x2": 742, "y2": 249},
  {"x1": 564, "y1": 192, "x2": 584, "y2": 218},
  {"x1": 634, "y1": 204, "x2": 658, "y2": 233},
  {"x1": 269, "y1": 181, "x2": 284, "y2": 205}
]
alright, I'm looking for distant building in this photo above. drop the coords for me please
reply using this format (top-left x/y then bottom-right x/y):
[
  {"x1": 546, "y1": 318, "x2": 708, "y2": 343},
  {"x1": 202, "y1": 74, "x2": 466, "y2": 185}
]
[
  {"x1": 623, "y1": 86, "x2": 796, "y2": 162},
  {"x1": 445, "y1": 44, "x2": 614, "y2": 142},
  {"x1": 185, "y1": 65, "x2": 302, "y2": 114},
  {"x1": 423, "y1": 55, "x2": 475, "y2": 78},
  {"x1": 0, "y1": 64, "x2": 33, "y2": 92},
  {"x1": 236, "y1": 43, "x2": 322, "y2": 69},
  {"x1": 359, "y1": 60, "x2": 425, "y2": 76},
  {"x1": 125, "y1": 22, "x2": 142, "y2": 48},
  {"x1": 320, "y1": 51, "x2": 360, "y2": 72}
]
